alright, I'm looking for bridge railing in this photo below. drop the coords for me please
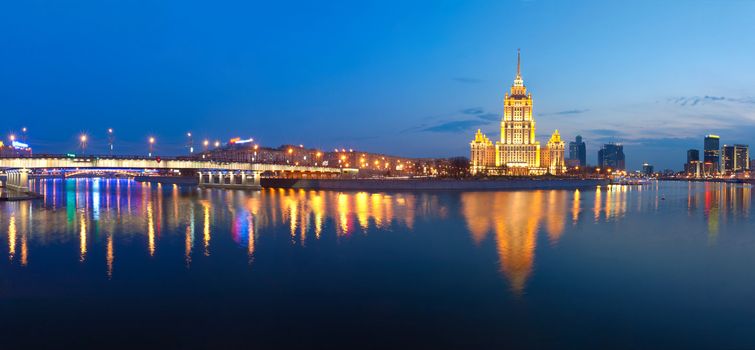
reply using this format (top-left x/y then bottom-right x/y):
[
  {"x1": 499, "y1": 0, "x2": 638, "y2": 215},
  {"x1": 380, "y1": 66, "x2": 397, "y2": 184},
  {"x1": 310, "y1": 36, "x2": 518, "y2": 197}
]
[{"x1": 0, "y1": 153, "x2": 348, "y2": 169}]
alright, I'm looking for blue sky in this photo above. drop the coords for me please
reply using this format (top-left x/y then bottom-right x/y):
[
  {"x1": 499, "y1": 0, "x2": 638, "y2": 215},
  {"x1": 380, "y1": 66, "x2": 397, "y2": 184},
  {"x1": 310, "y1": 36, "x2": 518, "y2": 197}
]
[{"x1": 2, "y1": 0, "x2": 754, "y2": 170}]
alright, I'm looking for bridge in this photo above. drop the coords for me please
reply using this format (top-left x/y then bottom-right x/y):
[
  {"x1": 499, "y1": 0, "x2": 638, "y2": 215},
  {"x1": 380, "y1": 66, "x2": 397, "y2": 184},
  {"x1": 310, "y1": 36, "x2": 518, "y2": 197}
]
[{"x1": 0, "y1": 154, "x2": 351, "y2": 194}]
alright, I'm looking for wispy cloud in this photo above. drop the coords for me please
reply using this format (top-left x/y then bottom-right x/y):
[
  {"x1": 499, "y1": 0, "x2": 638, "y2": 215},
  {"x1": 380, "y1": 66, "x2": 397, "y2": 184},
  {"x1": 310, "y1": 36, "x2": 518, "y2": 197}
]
[
  {"x1": 477, "y1": 113, "x2": 499, "y2": 121},
  {"x1": 462, "y1": 107, "x2": 484, "y2": 115},
  {"x1": 461, "y1": 107, "x2": 498, "y2": 121},
  {"x1": 540, "y1": 109, "x2": 590, "y2": 116},
  {"x1": 409, "y1": 107, "x2": 499, "y2": 134},
  {"x1": 588, "y1": 129, "x2": 627, "y2": 137},
  {"x1": 669, "y1": 95, "x2": 755, "y2": 107},
  {"x1": 422, "y1": 120, "x2": 488, "y2": 133}
]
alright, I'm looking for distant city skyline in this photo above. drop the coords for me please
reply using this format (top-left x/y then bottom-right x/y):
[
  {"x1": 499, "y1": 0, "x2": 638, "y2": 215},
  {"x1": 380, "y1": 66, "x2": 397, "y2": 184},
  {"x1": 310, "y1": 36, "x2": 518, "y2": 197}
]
[{"x1": 2, "y1": 0, "x2": 755, "y2": 170}]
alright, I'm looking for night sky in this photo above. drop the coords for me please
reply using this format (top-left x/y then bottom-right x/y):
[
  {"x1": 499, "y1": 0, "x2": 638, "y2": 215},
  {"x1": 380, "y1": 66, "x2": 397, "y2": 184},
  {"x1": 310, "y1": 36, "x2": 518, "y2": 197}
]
[{"x1": 2, "y1": 0, "x2": 755, "y2": 170}]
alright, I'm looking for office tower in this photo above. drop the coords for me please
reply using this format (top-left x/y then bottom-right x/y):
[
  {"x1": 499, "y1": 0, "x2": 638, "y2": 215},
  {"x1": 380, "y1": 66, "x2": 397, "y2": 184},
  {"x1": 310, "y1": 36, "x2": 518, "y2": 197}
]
[
  {"x1": 597, "y1": 143, "x2": 626, "y2": 171},
  {"x1": 569, "y1": 135, "x2": 587, "y2": 167},
  {"x1": 722, "y1": 144, "x2": 750, "y2": 174},
  {"x1": 685, "y1": 149, "x2": 700, "y2": 176},
  {"x1": 703, "y1": 135, "x2": 720, "y2": 175},
  {"x1": 642, "y1": 163, "x2": 654, "y2": 176}
]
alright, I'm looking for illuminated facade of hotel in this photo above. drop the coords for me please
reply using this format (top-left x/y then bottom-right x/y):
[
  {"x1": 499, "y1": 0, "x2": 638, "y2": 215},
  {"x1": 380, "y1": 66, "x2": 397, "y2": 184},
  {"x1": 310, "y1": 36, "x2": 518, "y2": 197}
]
[
  {"x1": 470, "y1": 129, "x2": 495, "y2": 175},
  {"x1": 469, "y1": 50, "x2": 565, "y2": 176},
  {"x1": 541, "y1": 130, "x2": 566, "y2": 175}
]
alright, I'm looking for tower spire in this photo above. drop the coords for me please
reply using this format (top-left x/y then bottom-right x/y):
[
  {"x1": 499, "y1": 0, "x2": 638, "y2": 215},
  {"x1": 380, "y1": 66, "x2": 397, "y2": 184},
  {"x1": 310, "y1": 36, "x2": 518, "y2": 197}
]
[
  {"x1": 513, "y1": 48, "x2": 524, "y2": 87},
  {"x1": 517, "y1": 48, "x2": 521, "y2": 78}
]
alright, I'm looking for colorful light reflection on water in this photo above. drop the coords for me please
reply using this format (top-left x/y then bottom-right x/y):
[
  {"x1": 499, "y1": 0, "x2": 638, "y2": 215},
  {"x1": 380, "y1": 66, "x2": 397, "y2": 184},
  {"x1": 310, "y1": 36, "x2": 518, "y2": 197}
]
[{"x1": 1, "y1": 179, "x2": 754, "y2": 348}]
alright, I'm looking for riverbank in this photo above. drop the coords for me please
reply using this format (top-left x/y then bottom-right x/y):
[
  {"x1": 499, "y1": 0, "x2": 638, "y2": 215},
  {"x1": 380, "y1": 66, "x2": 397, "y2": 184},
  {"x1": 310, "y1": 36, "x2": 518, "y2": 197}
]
[
  {"x1": 132, "y1": 175, "x2": 607, "y2": 191},
  {"x1": 262, "y1": 178, "x2": 608, "y2": 191}
]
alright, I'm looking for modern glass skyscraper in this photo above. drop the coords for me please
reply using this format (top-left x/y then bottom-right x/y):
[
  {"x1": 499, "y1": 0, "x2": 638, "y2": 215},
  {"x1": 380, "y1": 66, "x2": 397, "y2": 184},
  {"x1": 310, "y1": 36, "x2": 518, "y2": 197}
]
[
  {"x1": 687, "y1": 149, "x2": 699, "y2": 163},
  {"x1": 685, "y1": 149, "x2": 701, "y2": 176},
  {"x1": 722, "y1": 144, "x2": 750, "y2": 174},
  {"x1": 597, "y1": 143, "x2": 625, "y2": 170},
  {"x1": 703, "y1": 135, "x2": 720, "y2": 175},
  {"x1": 568, "y1": 135, "x2": 587, "y2": 166}
]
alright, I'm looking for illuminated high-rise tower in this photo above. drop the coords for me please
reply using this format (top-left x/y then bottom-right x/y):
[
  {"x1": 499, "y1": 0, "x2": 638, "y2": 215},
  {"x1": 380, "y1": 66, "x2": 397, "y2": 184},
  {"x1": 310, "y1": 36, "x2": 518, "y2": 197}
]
[
  {"x1": 496, "y1": 49, "x2": 541, "y2": 174},
  {"x1": 704, "y1": 135, "x2": 720, "y2": 175}
]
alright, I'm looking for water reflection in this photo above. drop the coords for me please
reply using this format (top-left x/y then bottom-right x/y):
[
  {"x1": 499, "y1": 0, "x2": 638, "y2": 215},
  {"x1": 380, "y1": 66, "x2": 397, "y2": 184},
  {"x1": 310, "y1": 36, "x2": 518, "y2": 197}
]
[
  {"x1": 2, "y1": 179, "x2": 436, "y2": 276},
  {"x1": 462, "y1": 191, "x2": 548, "y2": 294},
  {"x1": 1, "y1": 179, "x2": 752, "y2": 297},
  {"x1": 460, "y1": 182, "x2": 752, "y2": 294}
]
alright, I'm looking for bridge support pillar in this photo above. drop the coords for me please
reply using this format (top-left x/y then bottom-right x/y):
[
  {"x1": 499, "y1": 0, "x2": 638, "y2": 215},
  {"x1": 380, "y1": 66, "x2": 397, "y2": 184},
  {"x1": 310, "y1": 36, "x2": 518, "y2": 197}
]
[
  {"x1": 6, "y1": 169, "x2": 31, "y2": 192},
  {"x1": 247, "y1": 171, "x2": 261, "y2": 190},
  {"x1": 197, "y1": 170, "x2": 260, "y2": 190}
]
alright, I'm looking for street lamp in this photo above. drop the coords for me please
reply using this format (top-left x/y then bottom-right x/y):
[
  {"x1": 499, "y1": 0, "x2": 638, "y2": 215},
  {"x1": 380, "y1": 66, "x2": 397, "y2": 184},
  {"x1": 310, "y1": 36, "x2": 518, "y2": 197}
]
[
  {"x1": 9, "y1": 134, "x2": 15, "y2": 142},
  {"x1": 214, "y1": 141, "x2": 220, "y2": 148},
  {"x1": 203, "y1": 139, "x2": 209, "y2": 152},
  {"x1": 21, "y1": 127, "x2": 27, "y2": 142},
  {"x1": 107, "y1": 128, "x2": 114, "y2": 155},
  {"x1": 186, "y1": 132, "x2": 194, "y2": 154},
  {"x1": 149, "y1": 136, "x2": 156, "y2": 156},
  {"x1": 80, "y1": 134, "x2": 88, "y2": 154}
]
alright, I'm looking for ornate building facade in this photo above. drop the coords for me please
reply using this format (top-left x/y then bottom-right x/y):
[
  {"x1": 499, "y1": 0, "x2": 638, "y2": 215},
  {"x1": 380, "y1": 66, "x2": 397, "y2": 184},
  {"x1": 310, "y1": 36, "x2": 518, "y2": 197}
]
[
  {"x1": 470, "y1": 129, "x2": 496, "y2": 175},
  {"x1": 469, "y1": 50, "x2": 565, "y2": 176},
  {"x1": 541, "y1": 130, "x2": 566, "y2": 175}
]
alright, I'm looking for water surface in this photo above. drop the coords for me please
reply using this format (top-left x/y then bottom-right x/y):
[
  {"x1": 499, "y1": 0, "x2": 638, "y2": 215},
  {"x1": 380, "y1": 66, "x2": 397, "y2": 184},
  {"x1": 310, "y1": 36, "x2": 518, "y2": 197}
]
[{"x1": 1, "y1": 179, "x2": 754, "y2": 348}]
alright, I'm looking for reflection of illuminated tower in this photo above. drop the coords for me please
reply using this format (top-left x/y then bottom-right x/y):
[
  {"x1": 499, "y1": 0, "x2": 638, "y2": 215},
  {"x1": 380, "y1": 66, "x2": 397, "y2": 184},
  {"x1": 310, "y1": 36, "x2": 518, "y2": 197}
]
[
  {"x1": 460, "y1": 191, "x2": 544, "y2": 294},
  {"x1": 496, "y1": 49, "x2": 541, "y2": 174}
]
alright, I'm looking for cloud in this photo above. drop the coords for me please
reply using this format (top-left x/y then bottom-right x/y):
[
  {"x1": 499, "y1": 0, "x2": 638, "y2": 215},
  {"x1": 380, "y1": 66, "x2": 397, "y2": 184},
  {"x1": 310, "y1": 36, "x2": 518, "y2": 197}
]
[
  {"x1": 453, "y1": 77, "x2": 484, "y2": 84},
  {"x1": 587, "y1": 129, "x2": 627, "y2": 137},
  {"x1": 632, "y1": 137, "x2": 698, "y2": 148},
  {"x1": 462, "y1": 107, "x2": 484, "y2": 115},
  {"x1": 540, "y1": 109, "x2": 590, "y2": 116},
  {"x1": 461, "y1": 107, "x2": 499, "y2": 121},
  {"x1": 421, "y1": 120, "x2": 488, "y2": 133},
  {"x1": 668, "y1": 95, "x2": 755, "y2": 107},
  {"x1": 477, "y1": 113, "x2": 499, "y2": 121},
  {"x1": 407, "y1": 107, "x2": 500, "y2": 134}
]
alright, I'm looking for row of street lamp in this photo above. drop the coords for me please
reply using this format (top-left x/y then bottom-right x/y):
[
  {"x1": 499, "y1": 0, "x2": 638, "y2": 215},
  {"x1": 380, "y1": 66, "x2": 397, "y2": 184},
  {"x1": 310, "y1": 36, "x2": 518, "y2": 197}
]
[
  {"x1": 77, "y1": 130, "x2": 224, "y2": 156},
  {"x1": 8, "y1": 128, "x2": 226, "y2": 157}
]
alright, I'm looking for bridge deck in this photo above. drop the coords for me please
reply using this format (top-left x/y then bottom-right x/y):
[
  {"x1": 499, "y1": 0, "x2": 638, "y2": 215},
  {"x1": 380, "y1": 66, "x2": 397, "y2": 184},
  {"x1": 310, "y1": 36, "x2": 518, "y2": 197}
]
[{"x1": 0, "y1": 155, "x2": 346, "y2": 173}]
